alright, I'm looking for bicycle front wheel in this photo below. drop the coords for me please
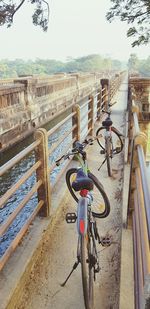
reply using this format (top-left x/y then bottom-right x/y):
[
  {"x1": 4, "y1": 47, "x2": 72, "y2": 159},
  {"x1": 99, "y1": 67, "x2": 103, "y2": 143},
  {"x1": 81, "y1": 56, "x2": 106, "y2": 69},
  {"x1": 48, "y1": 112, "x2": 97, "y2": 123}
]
[
  {"x1": 96, "y1": 126, "x2": 123, "y2": 154},
  {"x1": 80, "y1": 234, "x2": 94, "y2": 309},
  {"x1": 66, "y1": 168, "x2": 110, "y2": 218}
]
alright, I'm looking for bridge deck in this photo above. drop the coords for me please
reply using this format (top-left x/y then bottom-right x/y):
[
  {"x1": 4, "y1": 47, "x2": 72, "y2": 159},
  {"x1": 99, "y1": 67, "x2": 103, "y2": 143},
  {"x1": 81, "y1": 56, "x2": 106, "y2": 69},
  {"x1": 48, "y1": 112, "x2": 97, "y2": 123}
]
[{"x1": 0, "y1": 78, "x2": 134, "y2": 309}]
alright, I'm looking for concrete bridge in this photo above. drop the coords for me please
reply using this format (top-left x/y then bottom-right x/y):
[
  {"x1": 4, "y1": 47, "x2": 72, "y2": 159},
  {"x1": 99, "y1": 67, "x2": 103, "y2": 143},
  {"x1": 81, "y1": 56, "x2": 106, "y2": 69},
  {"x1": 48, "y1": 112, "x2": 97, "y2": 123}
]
[
  {"x1": 0, "y1": 72, "x2": 150, "y2": 309},
  {"x1": 0, "y1": 71, "x2": 124, "y2": 152}
]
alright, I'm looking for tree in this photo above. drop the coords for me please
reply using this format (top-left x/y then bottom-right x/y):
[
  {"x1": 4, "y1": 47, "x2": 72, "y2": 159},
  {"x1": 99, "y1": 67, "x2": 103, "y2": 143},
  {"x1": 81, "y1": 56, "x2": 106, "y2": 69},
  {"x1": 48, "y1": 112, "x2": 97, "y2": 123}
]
[
  {"x1": 128, "y1": 53, "x2": 139, "y2": 71},
  {"x1": 0, "y1": 0, "x2": 49, "y2": 31},
  {"x1": 106, "y1": 0, "x2": 150, "y2": 47}
]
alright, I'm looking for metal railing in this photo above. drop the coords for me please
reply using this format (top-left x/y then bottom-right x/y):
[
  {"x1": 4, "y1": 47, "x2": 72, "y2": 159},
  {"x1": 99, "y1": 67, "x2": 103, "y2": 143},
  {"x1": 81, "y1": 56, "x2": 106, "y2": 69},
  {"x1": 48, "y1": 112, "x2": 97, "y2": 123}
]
[
  {"x1": 0, "y1": 75, "x2": 125, "y2": 271},
  {"x1": 128, "y1": 100, "x2": 150, "y2": 309}
]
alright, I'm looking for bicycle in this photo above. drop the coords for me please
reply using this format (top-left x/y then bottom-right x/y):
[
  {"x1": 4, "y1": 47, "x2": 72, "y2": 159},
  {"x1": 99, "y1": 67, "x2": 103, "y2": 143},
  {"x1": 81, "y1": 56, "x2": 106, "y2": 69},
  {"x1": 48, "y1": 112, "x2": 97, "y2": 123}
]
[
  {"x1": 96, "y1": 110, "x2": 124, "y2": 177},
  {"x1": 55, "y1": 139, "x2": 110, "y2": 309}
]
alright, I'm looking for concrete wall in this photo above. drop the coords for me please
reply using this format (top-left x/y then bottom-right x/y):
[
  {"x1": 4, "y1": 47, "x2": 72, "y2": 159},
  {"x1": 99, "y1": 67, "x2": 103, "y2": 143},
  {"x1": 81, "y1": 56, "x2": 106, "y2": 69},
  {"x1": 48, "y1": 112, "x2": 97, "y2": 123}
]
[{"x1": 0, "y1": 71, "x2": 121, "y2": 152}]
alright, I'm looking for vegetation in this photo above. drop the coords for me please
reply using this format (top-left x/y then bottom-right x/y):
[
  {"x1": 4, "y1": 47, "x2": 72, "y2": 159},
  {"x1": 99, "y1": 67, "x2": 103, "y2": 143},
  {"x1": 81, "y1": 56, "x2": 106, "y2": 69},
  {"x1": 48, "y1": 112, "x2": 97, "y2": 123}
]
[
  {"x1": 0, "y1": 0, "x2": 49, "y2": 31},
  {"x1": 0, "y1": 55, "x2": 124, "y2": 78},
  {"x1": 128, "y1": 54, "x2": 150, "y2": 76},
  {"x1": 107, "y1": 0, "x2": 150, "y2": 47}
]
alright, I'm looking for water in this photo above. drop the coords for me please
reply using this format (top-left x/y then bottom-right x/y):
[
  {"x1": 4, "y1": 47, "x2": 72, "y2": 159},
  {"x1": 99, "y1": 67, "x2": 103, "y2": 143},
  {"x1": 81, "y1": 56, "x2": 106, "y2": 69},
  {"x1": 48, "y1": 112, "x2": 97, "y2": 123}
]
[{"x1": 0, "y1": 99, "x2": 95, "y2": 257}]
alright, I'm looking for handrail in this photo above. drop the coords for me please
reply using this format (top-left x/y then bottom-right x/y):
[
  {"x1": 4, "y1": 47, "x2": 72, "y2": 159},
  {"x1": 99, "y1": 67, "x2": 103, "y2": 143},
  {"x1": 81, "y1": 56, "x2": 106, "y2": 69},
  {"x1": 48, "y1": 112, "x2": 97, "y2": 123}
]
[
  {"x1": 137, "y1": 145, "x2": 150, "y2": 240},
  {"x1": 0, "y1": 73, "x2": 123, "y2": 271},
  {"x1": 128, "y1": 94, "x2": 150, "y2": 308},
  {"x1": 0, "y1": 139, "x2": 41, "y2": 177}
]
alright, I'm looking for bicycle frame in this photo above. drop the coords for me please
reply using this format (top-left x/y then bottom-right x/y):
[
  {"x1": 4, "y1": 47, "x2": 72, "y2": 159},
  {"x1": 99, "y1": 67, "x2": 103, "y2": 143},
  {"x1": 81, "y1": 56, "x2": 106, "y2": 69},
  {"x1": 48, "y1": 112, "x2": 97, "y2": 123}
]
[
  {"x1": 74, "y1": 152, "x2": 89, "y2": 175},
  {"x1": 73, "y1": 153, "x2": 94, "y2": 236}
]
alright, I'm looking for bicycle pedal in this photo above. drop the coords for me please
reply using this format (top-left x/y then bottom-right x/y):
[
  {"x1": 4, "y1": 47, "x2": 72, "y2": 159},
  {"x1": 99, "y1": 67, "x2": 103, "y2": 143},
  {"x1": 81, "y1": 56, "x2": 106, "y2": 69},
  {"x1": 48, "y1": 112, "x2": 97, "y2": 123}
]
[
  {"x1": 66, "y1": 212, "x2": 77, "y2": 223},
  {"x1": 100, "y1": 150, "x2": 105, "y2": 154},
  {"x1": 100, "y1": 237, "x2": 111, "y2": 247},
  {"x1": 94, "y1": 266, "x2": 100, "y2": 273},
  {"x1": 115, "y1": 147, "x2": 121, "y2": 153}
]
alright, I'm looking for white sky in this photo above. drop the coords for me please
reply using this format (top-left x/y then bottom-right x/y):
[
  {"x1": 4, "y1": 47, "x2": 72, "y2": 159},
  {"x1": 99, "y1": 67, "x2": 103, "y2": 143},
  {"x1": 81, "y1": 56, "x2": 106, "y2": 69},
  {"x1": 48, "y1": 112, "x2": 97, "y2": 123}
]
[{"x1": 0, "y1": 0, "x2": 149, "y2": 62}]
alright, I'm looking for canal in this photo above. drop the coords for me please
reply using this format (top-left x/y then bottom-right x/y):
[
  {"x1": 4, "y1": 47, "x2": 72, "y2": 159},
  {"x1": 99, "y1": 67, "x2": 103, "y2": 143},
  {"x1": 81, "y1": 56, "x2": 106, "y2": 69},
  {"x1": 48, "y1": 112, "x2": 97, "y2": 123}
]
[{"x1": 0, "y1": 96, "x2": 96, "y2": 257}]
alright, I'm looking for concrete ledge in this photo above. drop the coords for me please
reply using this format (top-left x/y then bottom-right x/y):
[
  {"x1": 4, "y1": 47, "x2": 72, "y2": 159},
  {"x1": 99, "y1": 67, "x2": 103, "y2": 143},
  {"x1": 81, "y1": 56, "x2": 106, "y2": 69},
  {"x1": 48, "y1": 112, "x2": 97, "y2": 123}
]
[
  {"x1": 119, "y1": 228, "x2": 134, "y2": 309},
  {"x1": 0, "y1": 173, "x2": 71, "y2": 309}
]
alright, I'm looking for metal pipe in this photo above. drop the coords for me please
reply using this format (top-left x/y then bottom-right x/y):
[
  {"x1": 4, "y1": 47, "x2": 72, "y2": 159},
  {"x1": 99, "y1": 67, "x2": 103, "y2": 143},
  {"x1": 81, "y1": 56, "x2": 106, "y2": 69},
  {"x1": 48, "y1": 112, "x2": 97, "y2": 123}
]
[
  {"x1": 0, "y1": 161, "x2": 41, "y2": 208},
  {"x1": 47, "y1": 112, "x2": 76, "y2": 137},
  {"x1": 0, "y1": 200, "x2": 44, "y2": 271},
  {"x1": 0, "y1": 180, "x2": 43, "y2": 236},
  {"x1": 48, "y1": 125, "x2": 76, "y2": 156},
  {"x1": 137, "y1": 145, "x2": 150, "y2": 241},
  {"x1": 135, "y1": 167, "x2": 150, "y2": 278},
  {"x1": 80, "y1": 100, "x2": 90, "y2": 109},
  {"x1": 0, "y1": 161, "x2": 41, "y2": 209}
]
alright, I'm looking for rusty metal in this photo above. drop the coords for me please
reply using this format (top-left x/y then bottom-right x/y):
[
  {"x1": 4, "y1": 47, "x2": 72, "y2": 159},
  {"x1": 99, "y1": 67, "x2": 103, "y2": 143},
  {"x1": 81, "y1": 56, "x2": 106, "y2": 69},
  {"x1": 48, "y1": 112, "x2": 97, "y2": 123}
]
[
  {"x1": 0, "y1": 200, "x2": 44, "y2": 272},
  {"x1": 94, "y1": 91, "x2": 100, "y2": 98},
  {"x1": 0, "y1": 180, "x2": 43, "y2": 236},
  {"x1": 0, "y1": 161, "x2": 41, "y2": 209}
]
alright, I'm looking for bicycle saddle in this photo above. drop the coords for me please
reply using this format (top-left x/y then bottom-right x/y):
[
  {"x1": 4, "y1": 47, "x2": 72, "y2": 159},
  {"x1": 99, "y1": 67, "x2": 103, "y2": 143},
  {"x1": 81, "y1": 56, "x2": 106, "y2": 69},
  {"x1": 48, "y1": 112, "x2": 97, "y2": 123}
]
[
  {"x1": 102, "y1": 116, "x2": 113, "y2": 127},
  {"x1": 72, "y1": 169, "x2": 94, "y2": 191}
]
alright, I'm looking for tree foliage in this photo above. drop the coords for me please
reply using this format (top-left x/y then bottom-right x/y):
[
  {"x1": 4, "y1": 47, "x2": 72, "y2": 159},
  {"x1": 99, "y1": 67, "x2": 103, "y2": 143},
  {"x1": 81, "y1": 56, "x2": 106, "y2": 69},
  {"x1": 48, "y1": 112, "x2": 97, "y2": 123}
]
[
  {"x1": 0, "y1": 55, "x2": 123, "y2": 78},
  {"x1": 0, "y1": 0, "x2": 49, "y2": 31},
  {"x1": 128, "y1": 53, "x2": 150, "y2": 76},
  {"x1": 106, "y1": 0, "x2": 150, "y2": 47}
]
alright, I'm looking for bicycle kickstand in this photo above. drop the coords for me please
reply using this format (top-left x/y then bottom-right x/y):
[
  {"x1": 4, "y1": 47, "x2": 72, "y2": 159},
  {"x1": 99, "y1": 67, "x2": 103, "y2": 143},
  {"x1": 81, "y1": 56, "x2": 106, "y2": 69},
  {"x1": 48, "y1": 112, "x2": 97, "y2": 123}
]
[
  {"x1": 98, "y1": 158, "x2": 106, "y2": 171},
  {"x1": 60, "y1": 259, "x2": 80, "y2": 287}
]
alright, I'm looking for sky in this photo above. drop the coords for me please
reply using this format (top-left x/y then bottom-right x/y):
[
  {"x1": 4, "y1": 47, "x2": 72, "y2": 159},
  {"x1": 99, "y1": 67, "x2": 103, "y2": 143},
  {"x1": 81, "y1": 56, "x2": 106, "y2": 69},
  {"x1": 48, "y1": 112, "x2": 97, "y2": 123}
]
[{"x1": 0, "y1": 0, "x2": 149, "y2": 62}]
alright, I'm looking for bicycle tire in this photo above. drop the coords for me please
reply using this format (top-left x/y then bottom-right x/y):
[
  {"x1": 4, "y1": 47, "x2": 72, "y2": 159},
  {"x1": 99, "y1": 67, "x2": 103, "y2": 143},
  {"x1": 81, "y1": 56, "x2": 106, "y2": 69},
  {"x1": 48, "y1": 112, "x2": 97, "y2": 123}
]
[
  {"x1": 105, "y1": 137, "x2": 112, "y2": 177},
  {"x1": 66, "y1": 168, "x2": 110, "y2": 218},
  {"x1": 96, "y1": 126, "x2": 123, "y2": 154},
  {"x1": 80, "y1": 234, "x2": 94, "y2": 309}
]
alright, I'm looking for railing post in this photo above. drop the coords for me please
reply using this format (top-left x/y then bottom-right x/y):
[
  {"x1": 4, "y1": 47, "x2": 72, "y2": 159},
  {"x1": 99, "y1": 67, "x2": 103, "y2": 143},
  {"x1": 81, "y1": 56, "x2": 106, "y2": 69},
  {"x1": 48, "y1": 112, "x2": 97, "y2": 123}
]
[
  {"x1": 101, "y1": 79, "x2": 109, "y2": 111},
  {"x1": 97, "y1": 87, "x2": 101, "y2": 121},
  {"x1": 88, "y1": 95, "x2": 94, "y2": 136},
  {"x1": 34, "y1": 128, "x2": 51, "y2": 217},
  {"x1": 72, "y1": 104, "x2": 81, "y2": 143}
]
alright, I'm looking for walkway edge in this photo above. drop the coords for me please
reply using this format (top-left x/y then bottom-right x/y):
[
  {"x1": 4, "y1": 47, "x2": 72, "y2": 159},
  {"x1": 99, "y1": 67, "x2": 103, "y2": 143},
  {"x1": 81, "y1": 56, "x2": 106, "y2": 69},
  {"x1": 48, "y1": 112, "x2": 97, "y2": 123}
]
[{"x1": 0, "y1": 180, "x2": 70, "y2": 309}]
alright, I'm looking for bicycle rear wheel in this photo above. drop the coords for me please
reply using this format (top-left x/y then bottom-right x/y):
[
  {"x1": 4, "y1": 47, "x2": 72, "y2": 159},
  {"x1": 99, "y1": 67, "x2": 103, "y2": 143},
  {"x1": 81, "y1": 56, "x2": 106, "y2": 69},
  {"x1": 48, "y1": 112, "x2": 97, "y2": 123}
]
[
  {"x1": 66, "y1": 168, "x2": 110, "y2": 218},
  {"x1": 105, "y1": 137, "x2": 112, "y2": 177},
  {"x1": 80, "y1": 234, "x2": 94, "y2": 309},
  {"x1": 96, "y1": 126, "x2": 123, "y2": 154}
]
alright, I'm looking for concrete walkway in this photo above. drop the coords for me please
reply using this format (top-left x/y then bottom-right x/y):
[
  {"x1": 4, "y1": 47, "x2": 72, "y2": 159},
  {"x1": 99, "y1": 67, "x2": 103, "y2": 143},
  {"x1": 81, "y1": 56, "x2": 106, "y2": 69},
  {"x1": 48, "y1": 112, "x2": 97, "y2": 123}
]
[{"x1": 0, "y1": 77, "x2": 134, "y2": 309}]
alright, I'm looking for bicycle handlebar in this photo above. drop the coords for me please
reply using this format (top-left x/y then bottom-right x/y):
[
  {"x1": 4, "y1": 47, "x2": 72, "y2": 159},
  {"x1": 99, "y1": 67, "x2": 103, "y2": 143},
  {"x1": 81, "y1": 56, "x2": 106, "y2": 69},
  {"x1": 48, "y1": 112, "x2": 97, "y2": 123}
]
[
  {"x1": 101, "y1": 109, "x2": 111, "y2": 116},
  {"x1": 55, "y1": 139, "x2": 94, "y2": 166}
]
